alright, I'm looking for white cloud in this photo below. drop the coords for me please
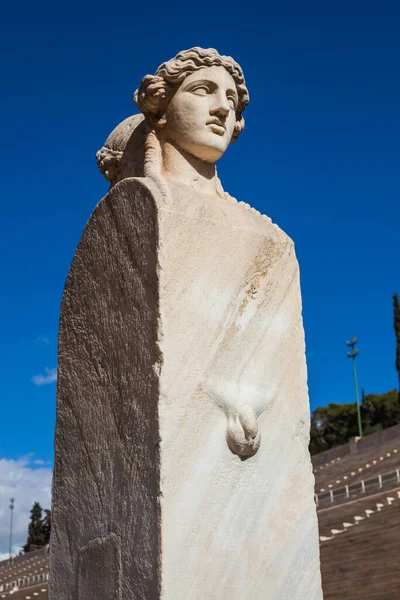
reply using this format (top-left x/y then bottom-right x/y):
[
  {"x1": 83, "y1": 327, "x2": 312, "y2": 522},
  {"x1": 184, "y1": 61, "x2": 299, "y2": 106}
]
[
  {"x1": 0, "y1": 456, "x2": 52, "y2": 557},
  {"x1": 35, "y1": 335, "x2": 50, "y2": 345},
  {"x1": 31, "y1": 367, "x2": 57, "y2": 386}
]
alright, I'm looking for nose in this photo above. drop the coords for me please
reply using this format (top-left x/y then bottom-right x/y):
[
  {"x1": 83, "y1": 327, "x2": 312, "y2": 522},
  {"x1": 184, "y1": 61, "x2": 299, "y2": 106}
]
[{"x1": 210, "y1": 90, "x2": 230, "y2": 118}]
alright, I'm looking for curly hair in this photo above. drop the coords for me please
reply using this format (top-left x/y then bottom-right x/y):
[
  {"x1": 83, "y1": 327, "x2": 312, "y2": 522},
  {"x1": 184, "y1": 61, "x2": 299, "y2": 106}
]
[{"x1": 134, "y1": 47, "x2": 249, "y2": 141}]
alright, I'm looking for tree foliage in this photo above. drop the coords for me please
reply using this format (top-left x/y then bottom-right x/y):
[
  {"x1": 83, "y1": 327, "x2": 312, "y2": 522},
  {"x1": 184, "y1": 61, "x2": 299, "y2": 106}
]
[
  {"x1": 310, "y1": 389, "x2": 400, "y2": 455},
  {"x1": 23, "y1": 502, "x2": 51, "y2": 553},
  {"x1": 42, "y1": 509, "x2": 51, "y2": 546}
]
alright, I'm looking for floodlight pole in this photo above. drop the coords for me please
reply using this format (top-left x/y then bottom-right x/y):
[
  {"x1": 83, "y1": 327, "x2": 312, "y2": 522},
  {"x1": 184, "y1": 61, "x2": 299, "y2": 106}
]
[
  {"x1": 346, "y1": 338, "x2": 363, "y2": 438},
  {"x1": 9, "y1": 498, "x2": 15, "y2": 565}
]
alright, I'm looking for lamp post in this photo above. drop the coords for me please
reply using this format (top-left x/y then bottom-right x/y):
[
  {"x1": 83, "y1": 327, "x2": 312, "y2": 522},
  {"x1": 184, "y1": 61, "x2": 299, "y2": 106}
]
[
  {"x1": 9, "y1": 498, "x2": 15, "y2": 565},
  {"x1": 346, "y1": 337, "x2": 363, "y2": 438}
]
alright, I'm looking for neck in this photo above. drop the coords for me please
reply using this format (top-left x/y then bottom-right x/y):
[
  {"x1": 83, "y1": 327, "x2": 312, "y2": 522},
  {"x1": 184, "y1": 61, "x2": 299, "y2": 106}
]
[{"x1": 160, "y1": 141, "x2": 217, "y2": 195}]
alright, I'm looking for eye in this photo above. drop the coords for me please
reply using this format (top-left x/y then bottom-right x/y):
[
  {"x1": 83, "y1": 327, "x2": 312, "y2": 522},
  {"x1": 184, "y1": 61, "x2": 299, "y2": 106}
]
[
  {"x1": 227, "y1": 94, "x2": 237, "y2": 110},
  {"x1": 190, "y1": 85, "x2": 210, "y2": 96}
]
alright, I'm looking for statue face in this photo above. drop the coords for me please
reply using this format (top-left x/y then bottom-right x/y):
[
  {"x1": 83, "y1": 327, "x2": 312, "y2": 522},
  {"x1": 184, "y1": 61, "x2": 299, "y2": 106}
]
[{"x1": 160, "y1": 66, "x2": 238, "y2": 163}]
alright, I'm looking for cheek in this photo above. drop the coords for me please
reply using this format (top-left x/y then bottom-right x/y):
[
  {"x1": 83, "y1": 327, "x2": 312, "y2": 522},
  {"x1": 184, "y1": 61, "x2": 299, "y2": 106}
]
[
  {"x1": 167, "y1": 97, "x2": 208, "y2": 135},
  {"x1": 226, "y1": 112, "x2": 237, "y2": 138}
]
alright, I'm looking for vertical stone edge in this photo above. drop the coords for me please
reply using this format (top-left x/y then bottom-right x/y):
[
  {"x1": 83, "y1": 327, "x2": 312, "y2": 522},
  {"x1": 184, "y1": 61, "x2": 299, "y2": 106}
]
[
  {"x1": 294, "y1": 254, "x2": 323, "y2": 597},
  {"x1": 50, "y1": 178, "x2": 163, "y2": 600}
]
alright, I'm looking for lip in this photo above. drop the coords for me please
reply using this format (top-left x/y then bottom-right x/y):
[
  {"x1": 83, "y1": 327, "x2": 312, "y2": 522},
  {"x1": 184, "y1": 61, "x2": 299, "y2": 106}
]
[{"x1": 207, "y1": 119, "x2": 226, "y2": 136}]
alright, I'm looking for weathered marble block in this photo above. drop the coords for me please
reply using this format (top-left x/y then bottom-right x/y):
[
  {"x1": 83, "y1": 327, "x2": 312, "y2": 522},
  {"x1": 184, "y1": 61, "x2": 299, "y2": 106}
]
[{"x1": 51, "y1": 177, "x2": 322, "y2": 599}]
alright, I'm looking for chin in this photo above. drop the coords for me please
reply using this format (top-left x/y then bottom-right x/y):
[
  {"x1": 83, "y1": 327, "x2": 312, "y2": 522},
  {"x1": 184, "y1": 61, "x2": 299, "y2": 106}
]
[{"x1": 191, "y1": 140, "x2": 228, "y2": 163}]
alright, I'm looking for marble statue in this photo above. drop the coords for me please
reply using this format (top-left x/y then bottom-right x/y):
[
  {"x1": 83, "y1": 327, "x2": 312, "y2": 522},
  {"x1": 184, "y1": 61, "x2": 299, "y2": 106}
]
[
  {"x1": 50, "y1": 47, "x2": 322, "y2": 600},
  {"x1": 98, "y1": 48, "x2": 263, "y2": 458},
  {"x1": 97, "y1": 47, "x2": 247, "y2": 195}
]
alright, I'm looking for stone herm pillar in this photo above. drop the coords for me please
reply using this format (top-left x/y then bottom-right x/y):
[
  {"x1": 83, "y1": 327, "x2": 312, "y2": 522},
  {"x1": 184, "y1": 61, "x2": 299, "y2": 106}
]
[{"x1": 51, "y1": 47, "x2": 322, "y2": 600}]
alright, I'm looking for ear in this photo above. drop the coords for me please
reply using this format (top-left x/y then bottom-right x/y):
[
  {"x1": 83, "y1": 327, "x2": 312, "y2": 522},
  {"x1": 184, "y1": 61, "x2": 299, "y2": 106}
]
[{"x1": 231, "y1": 116, "x2": 244, "y2": 143}]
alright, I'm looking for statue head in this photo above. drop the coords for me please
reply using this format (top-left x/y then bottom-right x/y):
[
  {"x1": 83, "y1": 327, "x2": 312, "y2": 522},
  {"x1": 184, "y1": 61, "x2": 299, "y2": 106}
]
[
  {"x1": 134, "y1": 47, "x2": 249, "y2": 163},
  {"x1": 97, "y1": 47, "x2": 249, "y2": 190}
]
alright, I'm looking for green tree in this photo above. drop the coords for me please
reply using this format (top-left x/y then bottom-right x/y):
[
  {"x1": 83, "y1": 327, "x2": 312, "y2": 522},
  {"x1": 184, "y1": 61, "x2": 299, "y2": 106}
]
[
  {"x1": 42, "y1": 509, "x2": 51, "y2": 545},
  {"x1": 310, "y1": 389, "x2": 400, "y2": 455},
  {"x1": 23, "y1": 502, "x2": 46, "y2": 553},
  {"x1": 363, "y1": 389, "x2": 400, "y2": 431},
  {"x1": 310, "y1": 402, "x2": 359, "y2": 455},
  {"x1": 394, "y1": 293, "x2": 400, "y2": 399}
]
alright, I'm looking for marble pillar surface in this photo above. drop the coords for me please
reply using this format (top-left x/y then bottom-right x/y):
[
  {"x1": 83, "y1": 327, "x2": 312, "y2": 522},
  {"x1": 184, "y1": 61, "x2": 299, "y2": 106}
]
[{"x1": 50, "y1": 176, "x2": 322, "y2": 599}]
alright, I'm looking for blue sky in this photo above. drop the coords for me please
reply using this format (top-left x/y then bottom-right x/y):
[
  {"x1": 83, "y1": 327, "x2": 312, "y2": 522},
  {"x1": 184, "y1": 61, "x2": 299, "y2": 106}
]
[{"x1": 0, "y1": 0, "x2": 399, "y2": 550}]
